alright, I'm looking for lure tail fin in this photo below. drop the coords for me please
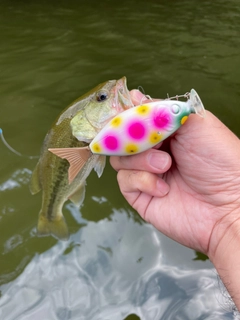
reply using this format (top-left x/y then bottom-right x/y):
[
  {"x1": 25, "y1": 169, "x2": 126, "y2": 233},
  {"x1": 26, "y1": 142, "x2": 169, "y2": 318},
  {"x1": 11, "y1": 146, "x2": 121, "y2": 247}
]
[
  {"x1": 48, "y1": 147, "x2": 92, "y2": 184},
  {"x1": 189, "y1": 89, "x2": 206, "y2": 118},
  {"x1": 37, "y1": 213, "x2": 69, "y2": 240}
]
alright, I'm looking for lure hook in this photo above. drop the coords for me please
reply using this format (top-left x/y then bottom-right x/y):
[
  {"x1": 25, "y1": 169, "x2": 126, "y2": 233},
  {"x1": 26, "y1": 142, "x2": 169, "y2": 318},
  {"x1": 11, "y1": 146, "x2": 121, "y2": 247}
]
[
  {"x1": 137, "y1": 86, "x2": 153, "y2": 104},
  {"x1": 166, "y1": 92, "x2": 190, "y2": 101}
]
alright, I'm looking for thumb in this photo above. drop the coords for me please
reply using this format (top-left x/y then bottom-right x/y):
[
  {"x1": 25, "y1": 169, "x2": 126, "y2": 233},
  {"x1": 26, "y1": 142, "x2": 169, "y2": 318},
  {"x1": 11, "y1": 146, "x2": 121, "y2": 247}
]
[
  {"x1": 171, "y1": 110, "x2": 240, "y2": 172},
  {"x1": 130, "y1": 89, "x2": 147, "y2": 105}
]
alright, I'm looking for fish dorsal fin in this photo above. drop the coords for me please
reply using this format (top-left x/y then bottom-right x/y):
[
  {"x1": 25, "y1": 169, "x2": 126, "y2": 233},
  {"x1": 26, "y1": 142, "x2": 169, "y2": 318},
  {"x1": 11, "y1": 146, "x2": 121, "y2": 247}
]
[{"x1": 48, "y1": 147, "x2": 92, "y2": 184}]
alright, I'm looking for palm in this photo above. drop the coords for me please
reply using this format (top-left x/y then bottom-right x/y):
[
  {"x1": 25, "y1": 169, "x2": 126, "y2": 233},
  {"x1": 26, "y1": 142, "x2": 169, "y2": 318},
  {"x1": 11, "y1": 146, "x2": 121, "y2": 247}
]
[
  {"x1": 128, "y1": 112, "x2": 240, "y2": 254},
  {"x1": 146, "y1": 165, "x2": 217, "y2": 253}
]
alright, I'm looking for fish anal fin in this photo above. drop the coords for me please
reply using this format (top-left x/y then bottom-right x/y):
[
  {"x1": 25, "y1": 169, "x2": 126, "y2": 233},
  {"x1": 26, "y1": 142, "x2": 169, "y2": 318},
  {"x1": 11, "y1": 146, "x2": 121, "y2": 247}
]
[
  {"x1": 48, "y1": 147, "x2": 92, "y2": 184},
  {"x1": 69, "y1": 182, "x2": 86, "y2": 207},
  {"x1": 30, "y1": 162, "x2": 42, "y2": 194},
  {"x1": 37, "y1": 214, "x2": 69, "y2": 241},
  {"x1": 94, "y1": 155, "x2": 106, "y2": 178}
]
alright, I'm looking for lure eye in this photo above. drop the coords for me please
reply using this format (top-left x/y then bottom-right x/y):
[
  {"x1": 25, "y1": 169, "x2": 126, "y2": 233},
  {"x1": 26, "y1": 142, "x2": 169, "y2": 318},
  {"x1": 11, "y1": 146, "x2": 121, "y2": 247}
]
[
  {"x1": 171, "y1": 104, "x2": 181, "y2": 114},
  {"x1": 96, "y1": 91, "x2": 108, "y2": 102}
]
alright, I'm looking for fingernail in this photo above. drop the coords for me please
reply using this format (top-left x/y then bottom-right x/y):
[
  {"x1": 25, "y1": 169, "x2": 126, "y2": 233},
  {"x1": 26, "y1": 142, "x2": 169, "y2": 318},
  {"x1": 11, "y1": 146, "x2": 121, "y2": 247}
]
[{"x1": 148, "y1": 153, "x2": 169, "y2": 170}]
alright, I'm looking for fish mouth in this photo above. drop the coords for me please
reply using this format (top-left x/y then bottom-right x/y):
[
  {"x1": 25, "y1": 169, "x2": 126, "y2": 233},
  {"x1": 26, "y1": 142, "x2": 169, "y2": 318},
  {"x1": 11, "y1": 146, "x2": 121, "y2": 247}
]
[{"x1": 116, "y1": 76, "x2": 134, "y2": 111}]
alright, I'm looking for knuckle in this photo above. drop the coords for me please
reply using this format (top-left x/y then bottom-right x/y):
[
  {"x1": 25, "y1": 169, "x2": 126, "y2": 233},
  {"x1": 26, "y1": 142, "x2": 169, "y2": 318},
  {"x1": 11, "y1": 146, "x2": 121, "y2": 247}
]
[
  {"x1": 116, "y1": 170, "x2": 127, "y2": 186},
  {"x1": 119, "y1": 155, "x2": 131, "y2": 167},
  {"x1": 128, "y1": 170, "x2": 147, "y2": 187}
]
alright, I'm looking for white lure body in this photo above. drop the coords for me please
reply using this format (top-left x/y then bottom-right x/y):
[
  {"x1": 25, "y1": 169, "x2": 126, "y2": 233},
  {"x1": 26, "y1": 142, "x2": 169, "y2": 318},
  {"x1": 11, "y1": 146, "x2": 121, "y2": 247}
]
[{"x1": 89, "y1": 89, "x2": 205, "y2": 156}]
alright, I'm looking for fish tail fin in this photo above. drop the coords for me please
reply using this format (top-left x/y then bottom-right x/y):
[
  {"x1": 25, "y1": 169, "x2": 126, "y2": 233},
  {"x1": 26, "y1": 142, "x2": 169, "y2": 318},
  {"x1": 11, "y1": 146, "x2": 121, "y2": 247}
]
[{"x1": 37, "y1": 213, "x2": 69, "y2": 240}]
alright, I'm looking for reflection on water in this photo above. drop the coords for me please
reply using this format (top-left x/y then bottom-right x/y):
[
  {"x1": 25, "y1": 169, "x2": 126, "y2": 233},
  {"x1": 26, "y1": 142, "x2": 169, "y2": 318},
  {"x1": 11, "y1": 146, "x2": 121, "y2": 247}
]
[
  {"x1": 0, "y1": 168, "x2": 31, "y2": 193},
  {"x1": 0, "y1": 210, "x2": 234, "y2": 320},
  {"x1": 0, "y1": 0, "x2": 240, "y2": 319}
]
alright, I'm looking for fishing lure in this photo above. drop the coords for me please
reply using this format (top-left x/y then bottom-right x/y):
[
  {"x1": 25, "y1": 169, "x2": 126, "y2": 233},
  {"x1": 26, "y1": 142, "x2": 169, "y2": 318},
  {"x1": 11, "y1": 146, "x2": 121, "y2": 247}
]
[{"x1": 49, "y1": 89, "x2": 205, "y2": 183}]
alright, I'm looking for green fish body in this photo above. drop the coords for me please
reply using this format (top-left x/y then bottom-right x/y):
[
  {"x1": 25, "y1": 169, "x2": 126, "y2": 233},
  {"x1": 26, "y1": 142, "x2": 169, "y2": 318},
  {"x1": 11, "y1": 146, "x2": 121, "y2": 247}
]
[{"x1": 30, "y1": 77, "x2": 132, "y2": 240}]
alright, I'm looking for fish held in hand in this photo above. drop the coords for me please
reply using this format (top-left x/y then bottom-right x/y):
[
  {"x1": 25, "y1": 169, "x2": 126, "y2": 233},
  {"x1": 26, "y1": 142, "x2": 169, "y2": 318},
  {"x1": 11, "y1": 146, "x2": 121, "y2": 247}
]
[
  {"x1": 50, "y1": 89, "x2": 205, "y2": 183},
  {"x1": 30, "y1": 77, "x2": 133, "y2": 240}
]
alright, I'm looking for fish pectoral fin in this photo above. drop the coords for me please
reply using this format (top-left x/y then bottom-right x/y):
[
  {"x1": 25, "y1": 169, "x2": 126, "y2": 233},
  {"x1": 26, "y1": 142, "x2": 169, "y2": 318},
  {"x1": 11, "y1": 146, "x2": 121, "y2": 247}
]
[
  {"x1": 29, "y1": 162, "x2": 42, "y2": 194},
  {"x1": 48, "y1": 147, "x2": 92, "y2": 184},
  {"x1": 94, "y1": 155, "x2": 106, "y2": 178},
  {"x1": 69, "y1": 181, "x2": 86, "y2": 208},
  {"x1": 37, "y1": 214, "x2": 69, "y2": 240}
]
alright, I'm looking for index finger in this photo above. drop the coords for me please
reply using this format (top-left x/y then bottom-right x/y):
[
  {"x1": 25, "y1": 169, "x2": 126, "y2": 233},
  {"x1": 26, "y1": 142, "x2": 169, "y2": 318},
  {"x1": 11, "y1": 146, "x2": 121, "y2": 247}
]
[{"x1": 110, "y1": 148, "x2": 172, "y2": 174}]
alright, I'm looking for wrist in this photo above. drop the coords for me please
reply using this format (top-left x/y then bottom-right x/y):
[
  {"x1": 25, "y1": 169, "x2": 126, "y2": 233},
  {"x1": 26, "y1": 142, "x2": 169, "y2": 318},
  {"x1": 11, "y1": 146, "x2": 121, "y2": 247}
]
[{"x1": 209, "y1": 214, "x2": 240, "y2": 310}]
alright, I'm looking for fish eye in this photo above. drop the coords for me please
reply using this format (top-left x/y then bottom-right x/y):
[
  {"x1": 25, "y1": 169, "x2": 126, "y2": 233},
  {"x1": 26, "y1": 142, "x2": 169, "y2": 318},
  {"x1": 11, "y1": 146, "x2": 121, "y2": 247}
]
[
  {"x1": 171, "y1": 104, "x2": 180, "y2": 114},
  {"x1": 96, "y1": 91, "x2": 108, "y2": 102}
]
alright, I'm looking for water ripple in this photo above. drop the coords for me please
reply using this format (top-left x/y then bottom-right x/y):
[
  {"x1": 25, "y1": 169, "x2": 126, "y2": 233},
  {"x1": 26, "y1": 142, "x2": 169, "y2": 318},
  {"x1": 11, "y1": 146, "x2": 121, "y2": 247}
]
[
  {"x1": 0, "y1": 210, "x2": 236, "y2": 320},
  {"x1": 0, "y1": 168, "x2": 32, "y2": 191}
]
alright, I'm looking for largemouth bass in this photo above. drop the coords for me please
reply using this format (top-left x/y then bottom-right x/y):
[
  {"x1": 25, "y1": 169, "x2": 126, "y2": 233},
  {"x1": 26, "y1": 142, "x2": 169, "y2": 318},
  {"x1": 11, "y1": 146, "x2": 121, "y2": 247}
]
[{"x1": 30, "y1": 77, "x2": 133, "y2": 240}]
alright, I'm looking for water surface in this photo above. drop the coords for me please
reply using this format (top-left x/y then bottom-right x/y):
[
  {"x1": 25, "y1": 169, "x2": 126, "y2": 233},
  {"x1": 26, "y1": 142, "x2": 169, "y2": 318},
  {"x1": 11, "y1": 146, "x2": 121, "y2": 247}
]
[{"x1": 0, "y1": 0, "x2": 240, "y2": 319}]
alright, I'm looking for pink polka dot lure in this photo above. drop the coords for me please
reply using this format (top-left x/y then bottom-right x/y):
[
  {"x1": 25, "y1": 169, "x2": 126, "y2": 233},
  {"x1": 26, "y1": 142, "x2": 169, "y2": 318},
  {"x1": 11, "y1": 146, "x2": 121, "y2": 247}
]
[
  {"x1": 49, "y1": 89, "x2": 205, "y2": 183},
  {"x1": 89, "y1": 89, "x2": 205, "y2": 155}
]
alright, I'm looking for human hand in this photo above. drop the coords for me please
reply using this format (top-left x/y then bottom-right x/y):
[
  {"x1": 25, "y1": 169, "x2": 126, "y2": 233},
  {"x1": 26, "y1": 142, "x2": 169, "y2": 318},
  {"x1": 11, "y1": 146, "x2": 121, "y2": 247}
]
[{"x1": 111, "y1": 90, "x2": 240, "y2": 258}]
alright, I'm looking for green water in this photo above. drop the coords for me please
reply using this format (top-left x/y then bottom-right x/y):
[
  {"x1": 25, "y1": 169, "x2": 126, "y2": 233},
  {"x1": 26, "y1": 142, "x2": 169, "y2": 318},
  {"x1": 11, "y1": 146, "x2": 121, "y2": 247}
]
[{"x1": 0, "y1": 0, "x2": 240, "y2": 319}]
